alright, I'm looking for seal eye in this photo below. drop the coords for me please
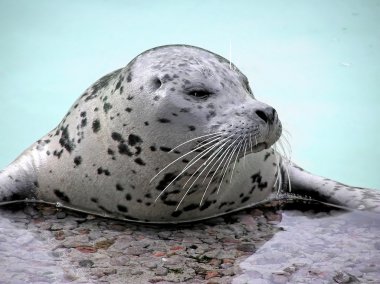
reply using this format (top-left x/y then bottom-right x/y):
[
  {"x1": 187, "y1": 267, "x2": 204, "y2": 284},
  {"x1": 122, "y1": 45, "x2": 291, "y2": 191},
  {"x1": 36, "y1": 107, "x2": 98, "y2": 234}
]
[{"x1": 187, "y1": 90, "x2": 212, "y2": 99}]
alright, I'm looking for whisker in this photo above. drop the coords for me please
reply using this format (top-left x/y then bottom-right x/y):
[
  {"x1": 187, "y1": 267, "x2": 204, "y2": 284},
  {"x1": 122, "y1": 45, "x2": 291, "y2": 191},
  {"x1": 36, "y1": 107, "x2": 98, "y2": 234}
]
[
  {"x1": 169, "y1": 132, "x2": 223, "y2": 153},
  {"x1": 249, "y1": 133, "x2": 253, "y2": 153},
  {"x1": 283, "y1": 158, "x2": 292, "y2": 193},
  {"x1": 229, "y1": 136, "x2": 245, "y2": 183},
  {"x1": 198, "y1": 136, "x2": 242, "y2": 206},
  {"x1": 242, "y1": 135, "x2": 248, "y2": 168},
  {"x1": 153, "y1": 134, "x2": 234, "y2": 202},
  {"x1": 216, "y1": 142, "x2": 239, "y2": 194},
  {"x1": 181, "y1": 143, "x2": 234, "y2": 209},
  {"x1": 201, "y1": 135, "x2": 240, "y2": 185},
  {"x1": 175, "y1": 142, "x2": 229, "y2": 210},
  {"x1": 150, "y1": 134, "x2": 222, "y2": 183},
  {"x1": 182, "y1": 139, "x2": 230, "y2": 189}
]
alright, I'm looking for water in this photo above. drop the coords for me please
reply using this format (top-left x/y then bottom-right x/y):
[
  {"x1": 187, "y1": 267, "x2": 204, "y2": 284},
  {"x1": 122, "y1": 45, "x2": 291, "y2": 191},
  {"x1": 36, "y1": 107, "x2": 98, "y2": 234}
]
[
  {"x1": 0, "y1": 0, "x2": 379, "y2": 189},
  {"x1": 235, "y1": 210, "x2": 380, "y2": 283}
]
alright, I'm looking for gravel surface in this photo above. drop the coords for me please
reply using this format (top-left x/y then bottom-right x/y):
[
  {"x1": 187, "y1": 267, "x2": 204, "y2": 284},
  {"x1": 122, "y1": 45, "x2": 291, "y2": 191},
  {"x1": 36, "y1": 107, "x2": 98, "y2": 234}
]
[{"x1": 0, "y1": 201, "x2": 378, "y2": 284}]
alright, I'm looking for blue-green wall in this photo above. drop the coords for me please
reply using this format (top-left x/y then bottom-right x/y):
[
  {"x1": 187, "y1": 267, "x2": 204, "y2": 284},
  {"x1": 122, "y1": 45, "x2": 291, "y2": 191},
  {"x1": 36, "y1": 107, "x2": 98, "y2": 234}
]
[{"x1": 0, "y1": 0, "x2": 379, "y2": 188}]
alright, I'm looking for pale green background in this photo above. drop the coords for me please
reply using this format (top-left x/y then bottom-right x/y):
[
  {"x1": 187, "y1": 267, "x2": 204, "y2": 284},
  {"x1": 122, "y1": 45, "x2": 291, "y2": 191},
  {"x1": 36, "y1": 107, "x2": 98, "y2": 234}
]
[{"x1": 0, "y1": 0, "x2": 379, "y2": 189}]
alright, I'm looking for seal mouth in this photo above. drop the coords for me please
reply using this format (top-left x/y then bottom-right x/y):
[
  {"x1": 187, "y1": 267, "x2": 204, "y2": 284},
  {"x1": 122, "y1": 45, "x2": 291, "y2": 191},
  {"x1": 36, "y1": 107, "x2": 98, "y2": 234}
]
[{"x1": 251, "y1": 142, "x2": 268, "y2": 153}]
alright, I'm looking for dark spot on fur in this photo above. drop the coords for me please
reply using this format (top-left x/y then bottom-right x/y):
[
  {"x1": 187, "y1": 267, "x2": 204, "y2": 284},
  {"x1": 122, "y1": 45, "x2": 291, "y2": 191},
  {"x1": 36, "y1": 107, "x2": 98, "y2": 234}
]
[
  {"x1": 59, "y1": 125, "x2": 75, "y2": 153},
  {"x1": 91, "y1": 197, "x2": 98, "y2": 203},
  {"x1": 150, "y1": 145, "x2": 157, "y2": 151},
  {"x1": 157, "y1": 118, "x2": 170, "y2": 123},
  {"x1": 218, "y1": 202, "x2": 227, "y2": 209},
  {"x1": 103, "y1": 102, "x2": 112, "y2": 113},
  {"x1": 107, "y1": 148, "x2": 115, "y2": 155},
  {"x1": 264, "y1": 152, "x2": 271, "y2": 161},
  {"x1": 111, "y1": 132, "x2": 123, "y2": 141},
  {"x1": 125, "y1": 107, "x2": 132, "y2": 112},
  {"x1": 200, "y1": 200, "x2": 212, "y2": 211},
  {"x1": 171, "y1": 210, "x2": 182, "y2": 217},
  {"x1": 74, "y1": 156, "x2": 82, "y2": 166},
  {"x1": 144, "y1": 121, "x2": 149, "y2": 126},
  {"x1": 188, "y1": 125, "x2": 196, "y2": 131},
  {"x1": 115, "y1": 79, "x2": 122, "y2": 90},
  {"x1": 92, "y1": 119, "x2": 101, "y2": 133},
  {"x1": 54, "y1": 189, "x2": 70, "y2": 203},
  {"x1": 241, "y1": 196, "x2": 250, "y2": 203},
  {"x1": 134, "y1": 158, "x2": 146, "y2": 166},
  {"x1": 118, "y1": 143, "x2": 133, "y2": 156},
  {"x1": 183, "y1": 203, "x2": 199, "y2": 211},
  {"x1": 117, "y1": 204, "x2": 128, "y2": 212},
  {"x1": 156, "y1": 173, "x2": 177, "y2": 191},
  {"x1": 116, "y1": 184, "x2": 124, "y2": 191},
  {"x1": 53, "y1": 149, "x2": 63, "y2": 159},
  {"x1": 80, "y1": 111, "x2": 86, "y2": 117},
  {"x1": 97, "y1": 167, "x2": 111, "y2": 176},
  {"x1": 125, "y1": 193, "x2": 132, "y2": 201},
  {"x1": 128, "y1": 134, "x2": 143, "y2": 146},
  {"x1": 127, "y1": 72, "x2": 132, "y2": 82},
  {"x1": 180, "y1": 108, "x2": 190, "y2": 113},
  {"x1": 81, "y1": 118, "x2": 87, "y2": 128},
  {"x1": 251, "y1": 172, "x2": 268, "y2": 191},
  {"x1": 160, "y1": 146, "x2": 172, "y2": 152}
]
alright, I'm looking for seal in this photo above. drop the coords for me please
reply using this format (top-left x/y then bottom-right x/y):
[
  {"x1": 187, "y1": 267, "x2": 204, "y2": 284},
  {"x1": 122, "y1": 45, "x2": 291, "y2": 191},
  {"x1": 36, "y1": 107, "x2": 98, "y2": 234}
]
[{"x1": 0, "y1": 45, "x2": 379, "y2": 223}]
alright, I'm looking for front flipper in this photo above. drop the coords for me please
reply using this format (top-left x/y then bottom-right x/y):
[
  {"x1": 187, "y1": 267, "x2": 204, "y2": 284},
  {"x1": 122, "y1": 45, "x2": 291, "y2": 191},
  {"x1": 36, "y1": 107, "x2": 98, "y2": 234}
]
[
  {"x1": 0, "y1": 148, "x2": 38, "y2": 203},
  {"x1": 287, "y1": 163, "x2": 380, "y2": 213}
]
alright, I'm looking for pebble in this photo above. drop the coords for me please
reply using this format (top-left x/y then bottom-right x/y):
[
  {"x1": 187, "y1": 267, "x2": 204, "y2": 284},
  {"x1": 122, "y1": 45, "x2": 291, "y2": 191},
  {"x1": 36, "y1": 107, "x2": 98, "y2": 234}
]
[
  {"x1": 236, "y1": 243, "x2": 256, "y2": 253},
  {"x1": 56, "y1": 212, "x2": 67, "y2": 219},
  {"x1": 78, "y1": 259, "x2": 94, "y2": 268},
  {"x1": 155, "y1": 266, "x2": 168, "y2": 276}
]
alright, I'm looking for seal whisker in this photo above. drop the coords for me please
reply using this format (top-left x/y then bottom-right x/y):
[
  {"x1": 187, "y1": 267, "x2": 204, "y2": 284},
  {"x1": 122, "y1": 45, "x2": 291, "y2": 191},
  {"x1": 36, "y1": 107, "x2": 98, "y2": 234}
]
[
  {"x1": 175, "y1": 141, "x2": 233, "y2": 210},
  {"x1": 242, "y1": 136, "x2": 248, "y2": 168},
  {"x1": 229, "y1": 136, "x2": 245, "y2": 183},
  {"x1": 153, "y1": 135, "x2": 235, "y2": 202},
  {"x1": 216, "y1": 141, "x2": 239, "y2": 194},
  {"x1": 201, "y1": 135, "x2": 240, "y2": 185},
  {"x1": 181, "y1": 139, "x2": 231, "y2": 190},
  {"x1": 169, "y1": 132, "x2": 223, "y2": 153},
  {"x1": 198, "y1": 135, "x2": 242, "y2": 206},
  {"x1": 150, "y1": 134, "x2": 223, "y2": 183},
  {"x1": 282, "y1": 158, "x2": 292, "y2": 193},
  {"x1": 249, "y1": 133, "x2": 253, "y2": 153}
]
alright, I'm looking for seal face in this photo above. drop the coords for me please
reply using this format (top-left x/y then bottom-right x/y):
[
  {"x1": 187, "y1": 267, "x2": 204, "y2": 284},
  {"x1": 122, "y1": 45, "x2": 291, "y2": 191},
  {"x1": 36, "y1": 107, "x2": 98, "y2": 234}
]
[{"x1": 2, "y1": 45, "x2": 378, "y2": 223}]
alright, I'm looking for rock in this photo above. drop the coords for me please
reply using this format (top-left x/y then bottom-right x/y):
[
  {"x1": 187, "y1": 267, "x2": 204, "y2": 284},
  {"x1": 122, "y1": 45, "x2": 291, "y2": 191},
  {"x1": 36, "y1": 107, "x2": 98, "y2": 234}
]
[
  {"x1": 56, "y1": 212, "x2": 67, "y2": 219},
  {"x1": 78, "y1": 259, "x2": 94, "y2": 268},
  {"x1": 205, "y1": 270, "x2": 219, "y2": 280},
  {"x1": 154, "y1": 266, "x2": 168, "y2": 276},
  {"x1": 236, "y1": 243, "x2": 256, "y2": 253}
]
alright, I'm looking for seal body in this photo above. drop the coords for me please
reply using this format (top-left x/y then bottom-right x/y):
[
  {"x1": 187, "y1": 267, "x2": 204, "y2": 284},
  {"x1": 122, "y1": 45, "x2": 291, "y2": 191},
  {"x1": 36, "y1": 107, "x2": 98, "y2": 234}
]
[{"x1": 0, "y1": 45, "x2": 379, "y2": 223}]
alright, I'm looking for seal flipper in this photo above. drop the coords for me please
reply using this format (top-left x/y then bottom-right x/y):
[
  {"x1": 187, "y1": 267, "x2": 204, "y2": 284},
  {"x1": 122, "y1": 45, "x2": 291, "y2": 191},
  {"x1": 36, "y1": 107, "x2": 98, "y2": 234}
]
[
  {"x1": 0, "y1": 148, "x2": 39, "y2": 203},
  {"x1": 287, "y1": 163, "x2": 380, "y2": 213}
]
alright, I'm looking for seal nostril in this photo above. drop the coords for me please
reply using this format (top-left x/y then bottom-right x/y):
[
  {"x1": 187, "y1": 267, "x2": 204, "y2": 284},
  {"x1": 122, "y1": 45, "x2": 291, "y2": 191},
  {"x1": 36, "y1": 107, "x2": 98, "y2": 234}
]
[{"x1": 256, "y1": 110, "x2": 268, "y2": 123}]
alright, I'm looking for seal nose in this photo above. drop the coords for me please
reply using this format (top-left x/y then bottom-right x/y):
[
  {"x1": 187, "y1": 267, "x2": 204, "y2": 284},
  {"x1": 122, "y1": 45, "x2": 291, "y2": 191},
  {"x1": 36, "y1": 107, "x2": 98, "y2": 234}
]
[{"x1": 255, "y1": 107, "x2": 276, "y2": 124}]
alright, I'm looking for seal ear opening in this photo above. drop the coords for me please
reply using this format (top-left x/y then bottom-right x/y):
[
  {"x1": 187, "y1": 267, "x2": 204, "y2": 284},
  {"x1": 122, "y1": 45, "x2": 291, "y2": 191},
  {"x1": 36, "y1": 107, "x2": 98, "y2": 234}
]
[{"x1": 151, "y1": 77, "x2": 162, "y2": 91}]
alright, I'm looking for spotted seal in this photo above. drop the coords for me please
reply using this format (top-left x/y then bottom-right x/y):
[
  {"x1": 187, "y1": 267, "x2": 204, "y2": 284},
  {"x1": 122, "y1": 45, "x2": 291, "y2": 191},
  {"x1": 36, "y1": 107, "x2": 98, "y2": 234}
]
[{"x1": 0, "y1": 45, "x2": 379, "y2": 223}]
